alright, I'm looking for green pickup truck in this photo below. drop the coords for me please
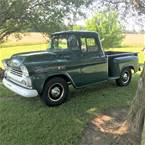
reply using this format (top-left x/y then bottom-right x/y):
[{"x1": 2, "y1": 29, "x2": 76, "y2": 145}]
[{"x1": 2, "y1": 31, "x2": 139, "y2": 106}]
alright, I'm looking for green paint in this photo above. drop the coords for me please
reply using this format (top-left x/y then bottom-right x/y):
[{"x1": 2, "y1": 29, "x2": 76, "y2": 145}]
[{"x1": 3, "y1": 31, "x2": 139, "y2": 93}]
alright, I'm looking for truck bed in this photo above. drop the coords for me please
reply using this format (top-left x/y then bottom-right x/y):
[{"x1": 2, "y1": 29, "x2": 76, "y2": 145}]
[
  {"x1": 105, "y1": 51, "x2": 138, "y2": 57},
  {"x1": 105, "y1": 51, "x2": 138, "y2": 77}
]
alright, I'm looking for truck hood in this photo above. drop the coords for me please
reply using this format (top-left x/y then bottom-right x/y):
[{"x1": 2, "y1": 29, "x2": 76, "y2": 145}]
[
  {"x1": 14, "y1": 51, "x2": 57, "y2": 61},
  {"x1": 8, "y1": 51, "x2": 58, "y2": 67}
]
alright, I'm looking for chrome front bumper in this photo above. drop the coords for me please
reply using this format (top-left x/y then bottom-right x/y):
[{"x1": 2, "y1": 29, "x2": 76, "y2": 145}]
[{"x1": 3, "y1": 78, "x2": 38, "y2": 97}]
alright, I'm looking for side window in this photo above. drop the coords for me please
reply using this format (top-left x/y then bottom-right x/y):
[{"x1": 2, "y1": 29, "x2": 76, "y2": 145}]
[
  {"x1": 58, "y1": 38, "x2": 68, "y2": 49},
  {"x1": 53, "y1": 37, "x2": 68, "y2": 49},
  {"x1": 80, "y1": 37, "x2": 99, "y2": 53},
  {"x1": 80, "y1": 38, "x2": 87, "y2": 52},
  {"x1": 86, "y1": 38, "x2": 97, "y2": 52},
  {"x1": 68, "y1": 35, "x2": 79, "y2": 50}
]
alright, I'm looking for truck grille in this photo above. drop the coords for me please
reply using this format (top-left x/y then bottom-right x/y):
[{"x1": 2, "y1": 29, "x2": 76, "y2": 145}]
[{"x1": 10, "y1": 68, "x2": 22, "y2": 77}]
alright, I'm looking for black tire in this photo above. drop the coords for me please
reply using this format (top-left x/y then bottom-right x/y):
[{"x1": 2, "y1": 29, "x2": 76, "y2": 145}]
[
  {"x1": 116, "y1": 68, "x2": 132, "y2": 86},
  {"x1": 41, "y1": 77, "x2": 69, "y2": 106}
]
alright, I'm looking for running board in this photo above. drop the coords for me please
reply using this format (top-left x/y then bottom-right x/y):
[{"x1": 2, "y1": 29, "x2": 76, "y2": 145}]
[{"x1": 108, "y1": 77, "x2": 119, "y2": 80}]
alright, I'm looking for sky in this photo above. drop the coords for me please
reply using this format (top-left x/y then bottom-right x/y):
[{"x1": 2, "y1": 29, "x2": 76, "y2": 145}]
[{"x1": 70, "y1": 0, "x2": 145, "y2": 33}]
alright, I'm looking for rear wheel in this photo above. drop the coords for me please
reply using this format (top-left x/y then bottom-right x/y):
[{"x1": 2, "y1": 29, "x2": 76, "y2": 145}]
[
  {"x1": 116, "y1": 68, "x2": 132, "y2": 86},
  {"x1": 41, "y1": 77, "x2": 69, "y2": 106}
]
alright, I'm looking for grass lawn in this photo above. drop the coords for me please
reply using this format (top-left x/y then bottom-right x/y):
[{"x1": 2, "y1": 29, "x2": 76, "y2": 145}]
[{"x1": 0, "y1": 74, "x2": 140, "y2": 145}]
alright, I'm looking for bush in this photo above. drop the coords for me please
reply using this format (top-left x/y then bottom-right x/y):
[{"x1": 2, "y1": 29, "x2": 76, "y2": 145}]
[{"x1": 73, "y1": 11, "x2": 124, "y2": 48}]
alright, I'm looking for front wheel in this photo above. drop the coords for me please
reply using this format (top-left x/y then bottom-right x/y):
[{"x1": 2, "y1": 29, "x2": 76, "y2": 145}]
[
  {"x1": 41, "y1": 77, "x2": 69, "y2": 106},
  {"x1": 116, "y1": 68, "x2": 132, "y2": 86}
]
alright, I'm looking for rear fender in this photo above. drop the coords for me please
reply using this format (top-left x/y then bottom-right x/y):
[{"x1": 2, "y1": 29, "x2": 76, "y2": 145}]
[{"x1": 113, "y1": 56, "x2": 139, "y2": 77}]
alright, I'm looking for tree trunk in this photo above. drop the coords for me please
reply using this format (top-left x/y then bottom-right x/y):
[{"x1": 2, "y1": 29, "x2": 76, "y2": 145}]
[
  {"x1": 113, "y1": 63, "x2": 145, "y2": 145},
  {"x1": 142, "y1": 124, "x2": 145, "y2": 145},
  {"x1": 126, "y1": 63, "x2": 145, "y2": 141}
]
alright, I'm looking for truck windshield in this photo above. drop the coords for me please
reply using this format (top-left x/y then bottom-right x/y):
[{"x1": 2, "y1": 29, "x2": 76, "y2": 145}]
[{"x1": 50, "y1": 35, "x2": 68, "y2": 51}]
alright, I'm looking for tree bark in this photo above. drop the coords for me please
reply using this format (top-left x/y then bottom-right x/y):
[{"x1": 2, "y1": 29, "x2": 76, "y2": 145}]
[
  {"x1": 112, "y1": 63, "x2": 145, "y2": 145},
  {"x1": 126, "y1": 63, "x2": 145, "y2": 139},
  {"x1": 132, "y1": 0, "x2": 145, "y2": 14},
  {"x1": 142, "y1": 124, "x2": 145, "y2": 145}
]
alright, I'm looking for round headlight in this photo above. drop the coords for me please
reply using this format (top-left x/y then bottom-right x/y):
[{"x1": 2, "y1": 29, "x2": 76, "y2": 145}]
[
  {"x1": 21, "y1": 65, "x2": 29, "y2": 76},
  {"x1": 21, "y1": 80, "x2": 27, "y2": 86}
]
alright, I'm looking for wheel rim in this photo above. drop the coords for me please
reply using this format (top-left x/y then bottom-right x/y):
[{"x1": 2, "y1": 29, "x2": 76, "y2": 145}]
[
  {"x1": 48, "y1": 83, "x2": 64, "y2": 102},
  {"x1": 121, "y1": 71, "x2": 130, "y2": 84}
]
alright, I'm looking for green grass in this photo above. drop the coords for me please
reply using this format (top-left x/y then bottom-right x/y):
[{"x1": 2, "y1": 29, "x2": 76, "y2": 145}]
[
  {"x1": 0, "y1": 74, "x2": 140, "y2": 145},
  {"x1": 0, "y1": 42, "x2": 48, "y2": 48}
]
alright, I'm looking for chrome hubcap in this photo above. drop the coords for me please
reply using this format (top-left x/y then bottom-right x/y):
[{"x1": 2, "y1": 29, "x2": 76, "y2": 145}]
[
  {"x1": 51, "y1": 87, "x2": 61, "y2": 98},
  {"x1": 123, "y1": 73, "x2": 128, "y2": 80},
  {"x1": 48, "y1": 83, "x2": 64, "y2": 102},
  {"x1": 122, "y1": 72, "x2": 129, "y2": 83}
]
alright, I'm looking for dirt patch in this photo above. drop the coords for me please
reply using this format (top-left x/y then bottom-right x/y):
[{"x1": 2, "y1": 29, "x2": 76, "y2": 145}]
[{"x1": 79, "y1": 107, "x2": 128, "y2": 145}]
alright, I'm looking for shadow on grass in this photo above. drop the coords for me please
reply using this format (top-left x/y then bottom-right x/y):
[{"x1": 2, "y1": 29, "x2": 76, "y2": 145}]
[{"x1": 0, "y1": 74, "x2": 140, "y2": 145}]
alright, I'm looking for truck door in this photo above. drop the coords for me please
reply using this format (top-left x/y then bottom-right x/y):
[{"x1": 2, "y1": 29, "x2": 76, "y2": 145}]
[{"x1": 79, "y1": 36, "x2": 108, "y2": 86}]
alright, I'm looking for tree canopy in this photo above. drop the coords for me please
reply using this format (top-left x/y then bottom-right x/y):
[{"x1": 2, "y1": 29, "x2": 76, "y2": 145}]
[
  {"x1": 0, "y1": 0, "x2": 92, "y2": 42},
  {"x1": 85, "y1": 12, "x2": 124, "y2": 48}
]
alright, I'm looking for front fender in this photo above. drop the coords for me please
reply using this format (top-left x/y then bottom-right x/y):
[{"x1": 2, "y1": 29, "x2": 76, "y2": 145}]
[{"x1": 31, "y1": 72, "x2": 77, "y2": 94}]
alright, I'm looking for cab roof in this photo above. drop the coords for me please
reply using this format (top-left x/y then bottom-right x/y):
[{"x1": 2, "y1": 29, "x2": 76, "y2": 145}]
[{"x1": 52, "y1": 30, "x2": 99, "y2": 37}]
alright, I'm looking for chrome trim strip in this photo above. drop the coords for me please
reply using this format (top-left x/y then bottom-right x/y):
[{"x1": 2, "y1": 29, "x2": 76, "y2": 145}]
[{"x1": 3, "y1": 78, "x2": 38, "y2": 98}]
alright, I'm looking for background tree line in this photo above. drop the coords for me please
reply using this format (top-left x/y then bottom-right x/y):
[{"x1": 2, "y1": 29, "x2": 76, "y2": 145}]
[
  {"x1": 72, "y1": 11, "x2": 124, "y2": 48},
  {"x1": 1, "y1": 0, "x2": 144, "y2": 49}
]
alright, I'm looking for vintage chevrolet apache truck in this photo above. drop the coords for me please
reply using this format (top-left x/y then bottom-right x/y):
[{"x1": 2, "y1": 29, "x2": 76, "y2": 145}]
[{"x1": 2, "y1": 31, "x2": 139, "y2": 106}]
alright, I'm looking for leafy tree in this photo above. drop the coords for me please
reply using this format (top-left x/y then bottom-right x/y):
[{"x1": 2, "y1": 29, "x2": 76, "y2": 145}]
[
  {"x1": 72, "y1": 25, "x2": 83, "y2": 31},
  {"x1": 85, "y1": 12, "x2": 124, "y2": 48},
  {"x1": 0, "y1": 0, "x2": 93, "y2": 42}
]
